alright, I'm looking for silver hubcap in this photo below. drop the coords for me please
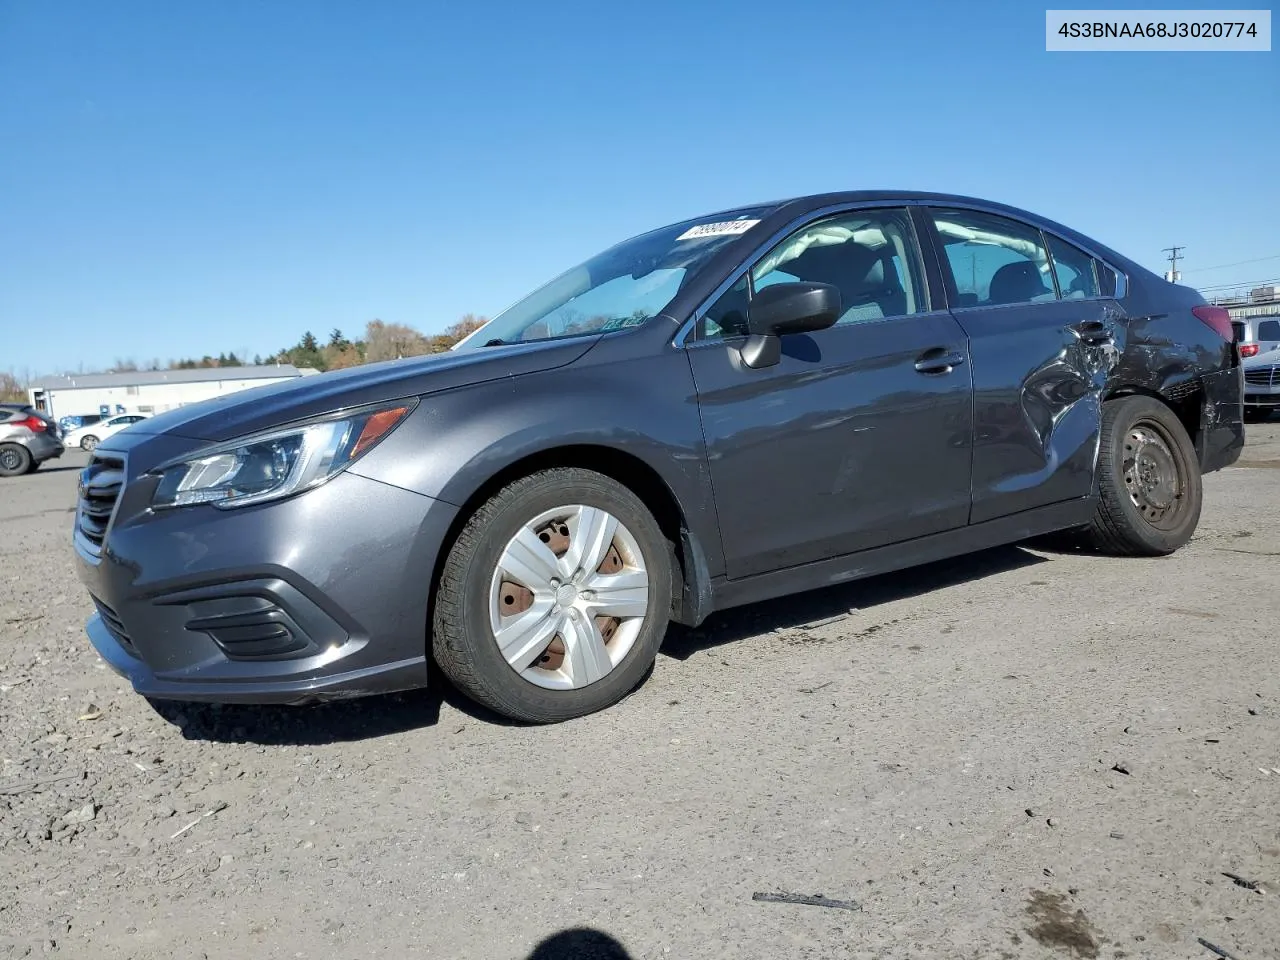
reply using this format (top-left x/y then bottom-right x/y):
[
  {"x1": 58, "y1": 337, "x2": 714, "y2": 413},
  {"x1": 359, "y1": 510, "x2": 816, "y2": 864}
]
[
  {"x1": 490, "y1": 504, "x2": 649, "y2": 690},
  {"x1": 0, "y1": 449, "x2": 20, "y2": 470},
  {"x1": 1122, "y1": 423, "x2": 1181, "y2": 526}
]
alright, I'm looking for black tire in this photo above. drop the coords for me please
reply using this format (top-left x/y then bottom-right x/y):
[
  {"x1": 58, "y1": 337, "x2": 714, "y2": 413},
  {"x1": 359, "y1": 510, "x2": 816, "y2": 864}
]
[
  {"x1": 80, "y1": 435, "x2": 99, "y2": 451},
  {"x1": 0, "y1": 444, "x2": 32, "y2": 478},
  {"x1": 432, "y1": 467, "x2": 673, "y2": 723},
  {"x1": 1080, "y1": 395, "x2": 1202, "y2": 556},
  {"x1": 25, "y1": 459, "x2": 41, "y2": 474},
  {"x1": 1244, "y1": 406, "x2": 1271, "y2": 423}
]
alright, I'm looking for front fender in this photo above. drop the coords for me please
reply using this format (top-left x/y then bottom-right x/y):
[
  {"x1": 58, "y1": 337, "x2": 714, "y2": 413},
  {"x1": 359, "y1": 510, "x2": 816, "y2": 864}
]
[{"x1": 348, "y1": 347, "x2": 725, "y2": 581}]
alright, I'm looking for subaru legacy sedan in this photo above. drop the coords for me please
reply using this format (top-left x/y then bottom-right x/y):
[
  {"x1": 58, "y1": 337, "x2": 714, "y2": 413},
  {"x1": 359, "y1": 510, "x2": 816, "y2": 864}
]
[{"x1": 74, "y1": 191, "x2": 1244, "y2": 723}]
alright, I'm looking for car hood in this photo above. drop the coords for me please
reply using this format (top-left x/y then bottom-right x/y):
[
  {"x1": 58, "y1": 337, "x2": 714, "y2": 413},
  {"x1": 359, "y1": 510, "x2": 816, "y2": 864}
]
[{"x1": 121, "y1": 337, "x2": 599, "y2": 443}]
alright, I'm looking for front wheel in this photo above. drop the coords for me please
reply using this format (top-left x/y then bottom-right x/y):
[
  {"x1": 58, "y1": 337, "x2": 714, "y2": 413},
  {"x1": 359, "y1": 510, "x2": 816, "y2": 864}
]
[
  {"x1": 1081, "y1": 395, "x2": 1202, "y2": 556},
  {"x1": 432, "y1": 468, "x2": 673, "y2": 723},
  {"x1": 80, "y1": 435, "x2": 99, "y2": 451}
]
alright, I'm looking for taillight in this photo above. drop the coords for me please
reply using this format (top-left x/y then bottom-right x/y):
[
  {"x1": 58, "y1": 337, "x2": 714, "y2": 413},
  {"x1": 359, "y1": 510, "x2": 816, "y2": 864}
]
[
  {"x1": 1191, "y1": 304, "x2": 1233, "y2": 341},
  {"x1": 1240, "y1": 343, "x2": 1260, "y2": 358},
  {"x1": 17, "y1": 416, "x2": 47, "y2": 432}
]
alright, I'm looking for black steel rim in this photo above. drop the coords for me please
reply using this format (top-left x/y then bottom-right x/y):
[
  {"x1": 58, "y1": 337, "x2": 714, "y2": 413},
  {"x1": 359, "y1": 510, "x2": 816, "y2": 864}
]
[{"x1": 1121, "y1": 418, "x2": 1185, "y2": 531}]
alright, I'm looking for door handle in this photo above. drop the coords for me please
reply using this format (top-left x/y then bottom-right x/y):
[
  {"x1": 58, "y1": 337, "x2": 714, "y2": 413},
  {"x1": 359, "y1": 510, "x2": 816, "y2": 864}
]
[
  {"x1": 1073, "y1": 321, "x2": 1114, "y2": 345},
  {"x1": 914, "y1": 349, "x2": 966, "y2": 375}
]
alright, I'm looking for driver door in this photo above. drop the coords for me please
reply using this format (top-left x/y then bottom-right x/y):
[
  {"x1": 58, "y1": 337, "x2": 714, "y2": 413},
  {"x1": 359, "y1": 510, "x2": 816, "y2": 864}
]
[{"x1": 686, "y1": 206, "x2": 974, "y2": 580}]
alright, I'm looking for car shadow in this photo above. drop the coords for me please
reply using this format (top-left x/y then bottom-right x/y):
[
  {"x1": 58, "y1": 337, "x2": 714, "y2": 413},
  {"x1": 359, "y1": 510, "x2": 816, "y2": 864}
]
[
  {"x1": 147, "y1": 669, "x2": 520, "y2": 745},
  {"x1": 662, "y1": 543, "x2": 1048, "y2": 659},
  {"x1": 37, "y1": 464, "x2": 86, "y2": 473},
  {"x1": 525, "y1": 929, "x2": 633, "y2": 959}
]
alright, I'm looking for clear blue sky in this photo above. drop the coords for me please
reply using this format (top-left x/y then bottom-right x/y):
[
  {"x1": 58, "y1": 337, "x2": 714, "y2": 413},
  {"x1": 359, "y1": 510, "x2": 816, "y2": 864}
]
[{"x1": 2, "y1": 0, "x2": 1276, "y2": 375}]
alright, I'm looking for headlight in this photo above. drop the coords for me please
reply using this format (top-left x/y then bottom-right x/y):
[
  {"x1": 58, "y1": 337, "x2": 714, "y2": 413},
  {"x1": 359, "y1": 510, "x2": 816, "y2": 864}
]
[{"x1": 150, "y1": 402, "x2": 415, "y2": 510}]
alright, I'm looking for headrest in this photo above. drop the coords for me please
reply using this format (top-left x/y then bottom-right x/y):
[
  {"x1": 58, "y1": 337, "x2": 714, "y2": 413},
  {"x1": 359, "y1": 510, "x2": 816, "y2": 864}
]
[{"x1": 988, "y1": 261, "x2": 1052, "y2": 305}]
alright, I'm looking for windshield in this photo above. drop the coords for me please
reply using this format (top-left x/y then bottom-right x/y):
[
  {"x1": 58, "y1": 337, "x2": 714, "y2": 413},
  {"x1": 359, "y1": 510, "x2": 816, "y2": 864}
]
[{"x1": 460, "y1": 207, "x2": 776, "y2": 347}]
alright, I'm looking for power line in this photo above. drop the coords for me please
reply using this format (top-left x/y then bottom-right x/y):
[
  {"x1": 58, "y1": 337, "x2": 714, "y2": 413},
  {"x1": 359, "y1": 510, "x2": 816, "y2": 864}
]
[
  {"x1": 1181, "y1": 253, "x2": 1280, "y2": 275},
  {"x1": 1195, "y1": 275, "x2": 1280, "y2": 292}
]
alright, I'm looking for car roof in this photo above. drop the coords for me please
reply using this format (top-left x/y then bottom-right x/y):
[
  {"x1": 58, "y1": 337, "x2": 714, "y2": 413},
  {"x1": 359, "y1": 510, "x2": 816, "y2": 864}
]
[{"x1": 681, "y1": 190, "x2": 1138, "y2": 274}]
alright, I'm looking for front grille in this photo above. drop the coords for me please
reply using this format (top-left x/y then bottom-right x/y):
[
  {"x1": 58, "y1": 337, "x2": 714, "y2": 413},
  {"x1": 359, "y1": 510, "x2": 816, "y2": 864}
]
[
  {"x1": 77, "y1": 455, "x2": 125, "y2": 553},
  {"x1": 93, "y1": 598, "x2": 140, "y2": 658},
  {"x1": 1244, "y1": 365, "x2": 1280, "y2": 387}
]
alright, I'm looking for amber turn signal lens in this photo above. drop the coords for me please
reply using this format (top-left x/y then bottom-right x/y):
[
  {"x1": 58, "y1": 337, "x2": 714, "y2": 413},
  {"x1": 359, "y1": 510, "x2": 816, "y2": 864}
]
[{"x1": 351, "y1": 406, "x2": 411, "y2": 459}]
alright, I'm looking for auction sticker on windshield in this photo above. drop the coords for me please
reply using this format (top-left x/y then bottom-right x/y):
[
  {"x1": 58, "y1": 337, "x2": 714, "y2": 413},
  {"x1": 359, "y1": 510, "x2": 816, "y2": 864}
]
[{"x1": 676, "y1": 219, "x2": 760, "y2": 241}]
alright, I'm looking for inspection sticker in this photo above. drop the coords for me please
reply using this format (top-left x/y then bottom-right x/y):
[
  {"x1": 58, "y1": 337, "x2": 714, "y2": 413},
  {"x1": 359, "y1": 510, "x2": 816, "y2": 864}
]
[{"x1": 676, "y1": 219, "x2": 760, "y2": 241}]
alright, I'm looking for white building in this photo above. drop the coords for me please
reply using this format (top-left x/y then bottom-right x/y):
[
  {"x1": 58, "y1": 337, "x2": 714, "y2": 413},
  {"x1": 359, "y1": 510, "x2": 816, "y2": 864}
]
[{"x1": 28, "y1": 365, "x2": 319, "y2": 420}]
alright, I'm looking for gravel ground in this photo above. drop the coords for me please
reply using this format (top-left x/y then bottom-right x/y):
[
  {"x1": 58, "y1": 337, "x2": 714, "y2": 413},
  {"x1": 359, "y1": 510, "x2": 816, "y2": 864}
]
[{"x1": 2, "y1": 424, "x2": 1279, "y2": 960}]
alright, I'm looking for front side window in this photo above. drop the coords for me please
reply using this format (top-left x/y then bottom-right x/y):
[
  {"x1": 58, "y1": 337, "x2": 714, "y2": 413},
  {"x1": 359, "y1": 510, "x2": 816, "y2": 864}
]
[
  {"x1": 1045, "y1": 234, "x2": 1099, "y2": 299},
  {"x1": 457, "y1": 206, "x2": 776, "y2": 348},
  {"x1": 931, "y1": 208, "x2": 1057, "y2": 307},
  {"x1": 699, "y1": 208, "x2": 926, "y2": 340}
]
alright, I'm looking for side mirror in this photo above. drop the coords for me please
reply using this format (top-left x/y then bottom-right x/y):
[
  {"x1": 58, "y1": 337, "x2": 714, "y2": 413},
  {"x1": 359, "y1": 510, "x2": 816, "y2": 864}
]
[{"x1": 740, "y1": 281, "x2": 841, "y2": 369}]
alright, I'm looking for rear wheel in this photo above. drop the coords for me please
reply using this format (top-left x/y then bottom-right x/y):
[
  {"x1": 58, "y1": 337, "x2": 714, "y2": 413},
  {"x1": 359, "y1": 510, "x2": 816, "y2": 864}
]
[
  {"x1": 80, "y1": 435, "x2": 99, "y2": 451},
  {"x1": 1081, "y1": 395, "x2": 1202, "y2": 556},
  {"x1": 432, "y1": 467, "x2": 672, "y2": 723},
  {"x1": 0, "y1": 444, "x2": 33, "y2": 477}
]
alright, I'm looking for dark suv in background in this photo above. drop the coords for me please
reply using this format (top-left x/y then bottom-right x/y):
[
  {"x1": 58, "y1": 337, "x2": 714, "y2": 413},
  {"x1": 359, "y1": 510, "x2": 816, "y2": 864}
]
[
  {"x1": 72, "y1": 190, "x2": 1244, "y2": 723},
  {"x1": 0, "y1": 404, "x2": 64, "y2": 476}
]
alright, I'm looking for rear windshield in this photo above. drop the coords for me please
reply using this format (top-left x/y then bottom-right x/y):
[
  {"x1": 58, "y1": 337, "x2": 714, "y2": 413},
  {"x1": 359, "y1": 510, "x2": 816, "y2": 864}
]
[{"x1": 1257, "y1": 319, "x2": 1280, "y2": 341}]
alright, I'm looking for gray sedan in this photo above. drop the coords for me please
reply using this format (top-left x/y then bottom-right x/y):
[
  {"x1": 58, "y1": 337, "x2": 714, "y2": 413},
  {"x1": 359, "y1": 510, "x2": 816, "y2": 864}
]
[{"x1": 72, "y1": 190, "x2": 1244, "y2": 723}]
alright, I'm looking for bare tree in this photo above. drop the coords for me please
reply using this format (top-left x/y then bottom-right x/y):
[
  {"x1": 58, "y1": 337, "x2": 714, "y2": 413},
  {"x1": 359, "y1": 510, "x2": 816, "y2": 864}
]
[
  {"x1": 363, "y1": 319, "x2": 431, "y2": 362},
  {"x1": 0, "y1": 371, "x2": 25, "y2": 403}
]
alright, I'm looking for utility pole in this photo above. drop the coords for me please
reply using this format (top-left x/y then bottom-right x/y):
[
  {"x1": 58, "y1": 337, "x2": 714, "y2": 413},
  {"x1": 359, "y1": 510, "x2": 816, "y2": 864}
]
[{"x1": 1162, "y1": 246, "x2": 1184, "y2": 283}]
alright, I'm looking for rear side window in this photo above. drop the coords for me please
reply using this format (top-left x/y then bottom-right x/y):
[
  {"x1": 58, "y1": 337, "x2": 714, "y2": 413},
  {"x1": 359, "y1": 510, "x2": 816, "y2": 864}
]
[
  {"x1": 1045, "y1": 235, "x2": 1099, "y2": 299},
  {"x1": 930, "y1": 208, "x2": 1057, "y2": 307},
  {"x1": 1257, "y1": 319, "x2": 1280, "y2": 341},
  {"x1": 1097, "y1": 261, "x2": 1118, "y2": 297}
]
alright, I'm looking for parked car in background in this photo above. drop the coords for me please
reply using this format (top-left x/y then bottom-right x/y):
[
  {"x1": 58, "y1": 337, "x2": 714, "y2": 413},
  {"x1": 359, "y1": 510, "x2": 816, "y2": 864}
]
[
  {"x1": 0, "y1": 403, "x2": 64, "y2": 476},
  {"x1": 59, "y1": 413, "x2": 106, "y2": 435},
  {"x1": 1234, "y1": 315, "x2": 1280, "y2": 421},
  {"x1": 63, "y1": 413, "x2": 150, "y2": 451},
  {"x1": 72, "y1": 190, "x2": 1243, "y2": 723}
]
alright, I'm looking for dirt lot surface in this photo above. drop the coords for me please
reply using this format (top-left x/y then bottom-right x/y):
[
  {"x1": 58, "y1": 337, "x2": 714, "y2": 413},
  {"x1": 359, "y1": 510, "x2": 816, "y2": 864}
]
[{"x1": 2, "y1": 424, "x2": 1279, "y2": 960}]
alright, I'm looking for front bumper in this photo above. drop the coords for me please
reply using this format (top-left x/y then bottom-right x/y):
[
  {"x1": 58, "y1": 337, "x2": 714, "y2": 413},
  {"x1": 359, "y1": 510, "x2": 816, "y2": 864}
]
[
  {"x1": 1244, "y1": 388, "x2": 1280, "y2": 407},
  {"x1": 75, "y1": 458, "x2": 459, "y2": 705}
]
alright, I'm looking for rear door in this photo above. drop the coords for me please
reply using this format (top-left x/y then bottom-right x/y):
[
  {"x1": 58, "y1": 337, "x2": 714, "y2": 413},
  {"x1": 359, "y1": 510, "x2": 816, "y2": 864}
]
[
  {"x1": 686, "y1": 205, "x2": 974, "y2": 580},
  {"x1": 920, "y1": 205, "x2": 1125, "y2": 524}
]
